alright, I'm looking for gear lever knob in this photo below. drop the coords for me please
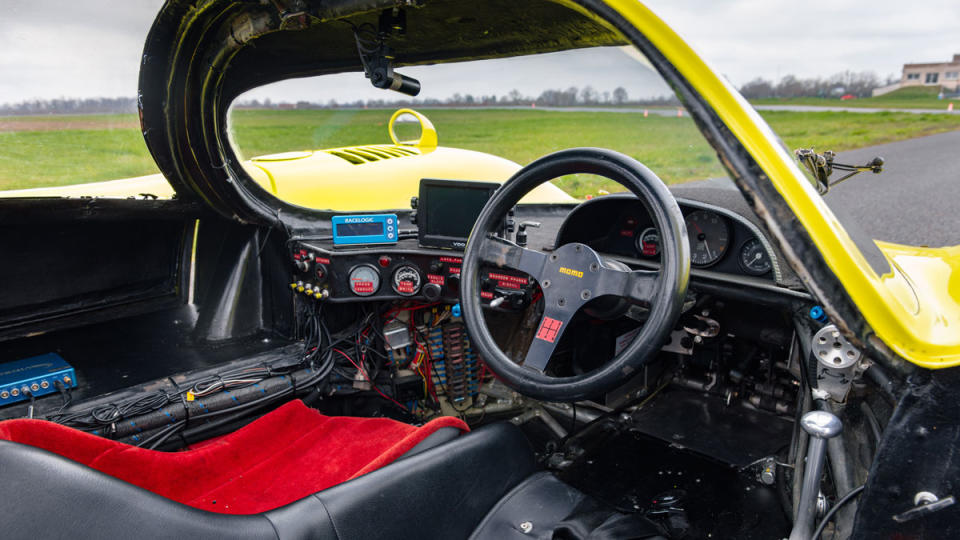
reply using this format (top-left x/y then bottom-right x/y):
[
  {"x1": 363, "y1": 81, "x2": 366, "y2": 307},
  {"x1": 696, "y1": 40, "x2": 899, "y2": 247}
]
[
  {"x1": 801, "y1": 410, "x2": 843, "y2": 439},
  {"x1": 790, "y1": 411, "x2": 843, "y2": 540}
]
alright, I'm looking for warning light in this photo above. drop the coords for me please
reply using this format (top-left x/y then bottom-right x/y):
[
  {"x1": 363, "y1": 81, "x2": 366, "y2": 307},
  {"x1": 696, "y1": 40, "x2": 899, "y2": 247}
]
[{"x1": 378, "y1": 256, "x2": 391, "y2": 267}]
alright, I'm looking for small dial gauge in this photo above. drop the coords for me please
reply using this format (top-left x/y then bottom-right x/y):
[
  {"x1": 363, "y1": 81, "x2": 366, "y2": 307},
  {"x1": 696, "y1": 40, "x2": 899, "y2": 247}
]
[
  {"x1": 348, "y1": 264, "x2": 380, "y2": 296},
  {"x1": 685, "y1": 210, "x2": 730, "y2": 267},
  {"x1": 635, "y1": 227, "x2": 661, "y2": 258},
  {"x1": 739, "y1": 238, "x2": 772, "y2": 275},
  {"x1": 392, "y1": 265, "x2": 422, "y2": 296}
]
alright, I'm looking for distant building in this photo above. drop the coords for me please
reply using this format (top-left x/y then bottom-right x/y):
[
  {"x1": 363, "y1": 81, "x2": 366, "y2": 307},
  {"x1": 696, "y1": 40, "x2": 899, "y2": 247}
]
[{"x1": 901, "y1": 54, "x2": 960, "y2": 91}]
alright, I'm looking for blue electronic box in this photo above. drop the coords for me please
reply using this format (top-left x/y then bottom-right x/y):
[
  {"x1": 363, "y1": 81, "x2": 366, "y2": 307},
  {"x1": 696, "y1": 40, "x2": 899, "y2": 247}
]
[
  {"x1": 332, "y1": 214, "x2": 399, "y2": 246},
  {"x1": 0, "y1": 353, "x2": 77, "y2": 406}
]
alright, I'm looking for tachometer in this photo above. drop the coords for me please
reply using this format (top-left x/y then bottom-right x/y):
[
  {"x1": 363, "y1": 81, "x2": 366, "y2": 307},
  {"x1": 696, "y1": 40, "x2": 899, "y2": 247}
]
[
  {"x1": 635, "y1": 227, "x2": 660, "y2": 258},
  {"x1": 685, "y1": 210, "x2": 729, "y2": 267},
  {"x1": 738, "y1": 238, "x2": 772, "y2": 275}
]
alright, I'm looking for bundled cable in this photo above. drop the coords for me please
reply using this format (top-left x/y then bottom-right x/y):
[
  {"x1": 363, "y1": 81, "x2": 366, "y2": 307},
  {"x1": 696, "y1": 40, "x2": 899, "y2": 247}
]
[
  {"x1": 50, "y1": 390, "x2": 171, "y2": 431},
  {"x1": 48, "y1": 302, "x2": 333, "y2": 436},
  {"x1": 45, "y1": 298, "x2": 430, "y2": 448}
]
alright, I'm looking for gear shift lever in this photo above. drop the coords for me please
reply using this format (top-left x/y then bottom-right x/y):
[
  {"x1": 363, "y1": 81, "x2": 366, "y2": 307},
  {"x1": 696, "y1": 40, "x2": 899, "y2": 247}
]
[{"x1": 790, "y1": 410, "x2": 843, "y2": 540}]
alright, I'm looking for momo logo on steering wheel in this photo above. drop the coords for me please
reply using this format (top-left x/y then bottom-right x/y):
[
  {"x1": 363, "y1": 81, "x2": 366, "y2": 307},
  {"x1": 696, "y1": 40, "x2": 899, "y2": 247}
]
[{"x1": 558, "y1": 267, "x2": 584, "y2": 278}]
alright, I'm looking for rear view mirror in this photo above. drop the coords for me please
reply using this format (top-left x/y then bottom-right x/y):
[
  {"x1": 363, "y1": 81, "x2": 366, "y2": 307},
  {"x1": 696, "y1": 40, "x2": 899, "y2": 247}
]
[{"x1": 795, "y1": 148, "x2": 883, "y2": 194}]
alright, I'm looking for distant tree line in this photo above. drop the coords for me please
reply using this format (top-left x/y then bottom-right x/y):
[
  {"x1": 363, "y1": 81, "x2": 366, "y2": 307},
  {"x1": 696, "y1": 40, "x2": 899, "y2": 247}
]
[
  {"x1": 738, "y1": 71, "x2": 896, "y2": 99},
  {"x1": 10, "y1": 75, "x2": 897, "y2": 117},
  {"x1": 2, "y1": 88, "x2": 680, "y2": 116},
  {"x1": 0, "y1": 86, "x2": 679, "y2": 116},
  {"x1": 232, "y1": 86, "x2": 680, "y2": 110},
  {"x1": 0, "y1": 97, "x2": 138, "y2": 116},
  {"x1": 0, "y1": 72, "x2": 892, "y2": 116}
]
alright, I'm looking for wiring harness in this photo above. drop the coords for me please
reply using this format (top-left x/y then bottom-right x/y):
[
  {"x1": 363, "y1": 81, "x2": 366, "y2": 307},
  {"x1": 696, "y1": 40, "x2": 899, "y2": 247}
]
[
  {"x1": 45, "y1": 302, "x2": 344, "y2": 449},
  {"x1": 382, "y1": 303, "x2": 493, "y2": 419},
  {"x1": 43, "y1": 300, "x2": 478, "y2": 449}
]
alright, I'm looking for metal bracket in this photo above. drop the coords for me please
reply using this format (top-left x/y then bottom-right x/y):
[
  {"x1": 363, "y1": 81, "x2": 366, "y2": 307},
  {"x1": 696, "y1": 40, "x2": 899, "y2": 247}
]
[{"x1": 893, "y1": 493, "x2": 955, "y2": 523}]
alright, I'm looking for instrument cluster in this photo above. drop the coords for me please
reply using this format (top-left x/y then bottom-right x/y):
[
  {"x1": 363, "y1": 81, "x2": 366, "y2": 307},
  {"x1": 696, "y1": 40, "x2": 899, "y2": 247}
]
[{"x1": 556, "y1": 197, "x2": 776, "y2": 280}]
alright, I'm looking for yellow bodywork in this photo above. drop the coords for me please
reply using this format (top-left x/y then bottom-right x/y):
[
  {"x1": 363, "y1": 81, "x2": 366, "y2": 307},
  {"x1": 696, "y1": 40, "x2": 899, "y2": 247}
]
[
  {"x1": 0, "y1": 108, "x2": 574, "y2": 210},
  {"x1": 609, "y1": 0, "x2": 960, "y2": 368}
]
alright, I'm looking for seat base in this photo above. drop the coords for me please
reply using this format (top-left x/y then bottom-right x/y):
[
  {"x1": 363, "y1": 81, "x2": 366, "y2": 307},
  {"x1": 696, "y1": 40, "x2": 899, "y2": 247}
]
[
  {"x1": 0, "y1": 400, "x2": 467, "y2": 514},
  {"x1": 0, "y1": 421, "x2": 536, "y2": 539}
]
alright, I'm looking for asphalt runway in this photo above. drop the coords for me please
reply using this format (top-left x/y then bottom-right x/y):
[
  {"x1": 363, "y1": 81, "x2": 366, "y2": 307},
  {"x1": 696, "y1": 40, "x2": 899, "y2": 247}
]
[
  {"x1": 755, "y1": 104, "x2": 957, "y2": 115},
  {"x1": 821, "y1": 130, "x2": 960, "y2": 247}
]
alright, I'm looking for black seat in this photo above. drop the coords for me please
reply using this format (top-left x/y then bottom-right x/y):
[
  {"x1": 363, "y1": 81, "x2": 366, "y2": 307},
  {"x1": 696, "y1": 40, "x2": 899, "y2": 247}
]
[{"x1": 0, "y1": 422, "x2": 537, "y2": 540}]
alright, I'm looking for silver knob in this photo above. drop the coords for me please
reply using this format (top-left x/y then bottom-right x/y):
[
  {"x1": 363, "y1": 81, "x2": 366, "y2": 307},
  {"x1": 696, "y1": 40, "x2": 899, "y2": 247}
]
[{"x1": 801, "y1": 410, "x2": 843, "y2": 439}]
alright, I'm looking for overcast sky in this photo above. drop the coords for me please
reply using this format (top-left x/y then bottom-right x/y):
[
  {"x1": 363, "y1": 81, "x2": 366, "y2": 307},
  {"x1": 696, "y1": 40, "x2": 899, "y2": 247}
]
[{"x1": 2, "y1": 0, "x2": 959, "y2": 104}]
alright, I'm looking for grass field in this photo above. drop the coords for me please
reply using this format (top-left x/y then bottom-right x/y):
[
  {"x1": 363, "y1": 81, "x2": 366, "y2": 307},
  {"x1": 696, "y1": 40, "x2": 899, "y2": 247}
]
[
  {"x1": 2, "y1": 107, "x2": 959, "y2": 198},
  {"x1": 751, "y1": 86, "x2": 960, "y2": 110}
]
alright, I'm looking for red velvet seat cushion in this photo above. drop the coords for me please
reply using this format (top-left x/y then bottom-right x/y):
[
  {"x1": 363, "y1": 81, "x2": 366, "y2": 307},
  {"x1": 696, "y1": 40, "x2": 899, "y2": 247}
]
[{"x1": 0, "y1": 400, "x2": 468, "y2": 514}]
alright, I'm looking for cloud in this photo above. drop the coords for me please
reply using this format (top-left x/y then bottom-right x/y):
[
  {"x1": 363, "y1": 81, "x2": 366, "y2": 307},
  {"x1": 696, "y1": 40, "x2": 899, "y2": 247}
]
[
  {"x1": 643, "y1": 0, "x2": 960, "y2": 86},
  {"x1": 0, "y1": 0, "x2": 162, "y2": 103},
  {"x1": 2, "y1": 0, "x2": 958, "y2": 104}
]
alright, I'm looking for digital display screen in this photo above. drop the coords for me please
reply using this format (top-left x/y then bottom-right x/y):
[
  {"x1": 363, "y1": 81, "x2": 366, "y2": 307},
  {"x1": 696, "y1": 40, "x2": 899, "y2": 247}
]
[
  {"x1": 423, "y1": 185, "x2": 493, "y2": 239},
  {"x1": 418, "y1": 179, "x2": 499, "y2": 249},
  {"x1": 336, "y1": 221, "x2": 383, "y2": 237}
]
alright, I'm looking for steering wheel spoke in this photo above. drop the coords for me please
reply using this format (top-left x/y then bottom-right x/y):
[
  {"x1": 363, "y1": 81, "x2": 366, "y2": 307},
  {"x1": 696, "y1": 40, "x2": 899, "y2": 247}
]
[
  {"x1": 592, "y1": 266, "x2": 659, "y2": 305},
  {"x1": 523, "y1": 305, "x2": 573, "y2": 372},
  {"x1": 626, "y1": 269, "x2": 659, "y2": 304},
  {"x1": 478, "y1": 234, "x2": 548, "y2": 280}
]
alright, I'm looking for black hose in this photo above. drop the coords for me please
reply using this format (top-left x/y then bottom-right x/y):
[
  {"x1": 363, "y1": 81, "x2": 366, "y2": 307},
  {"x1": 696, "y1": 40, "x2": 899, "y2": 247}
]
[
  {"x1": 864, "y1": 363, "x2": 899, "y2": 404},
  {"x1": 812, "y1": 485, "x2": 866, "y2": 539},
  {"x1": 860, "y1": 401, "x2": 883, "y2": 450}
]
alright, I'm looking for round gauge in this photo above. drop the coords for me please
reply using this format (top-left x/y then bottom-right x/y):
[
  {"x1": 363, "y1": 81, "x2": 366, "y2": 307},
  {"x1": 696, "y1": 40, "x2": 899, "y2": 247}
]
[
  {"x1": 635, "y1": 227, "x2": 661, "y2": 258},
  {"x1": 348, "y1": 264, "x2": 380, "y2": 296},
  {"x1": 685, "y1": 210, "x2": 730, "y2": 267},
  {"x1": 739, "y1": 238, "x2": 772, "y2": 275},
  {"x1": 392, "y1": 265, "x2": 422, "y2": 296}
]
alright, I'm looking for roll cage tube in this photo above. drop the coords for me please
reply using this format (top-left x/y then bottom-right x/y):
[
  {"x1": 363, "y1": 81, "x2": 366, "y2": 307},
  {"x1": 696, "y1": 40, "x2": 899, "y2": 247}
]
[{"x1": 461, "y1": 148, "x2": 690, "y2": 402}]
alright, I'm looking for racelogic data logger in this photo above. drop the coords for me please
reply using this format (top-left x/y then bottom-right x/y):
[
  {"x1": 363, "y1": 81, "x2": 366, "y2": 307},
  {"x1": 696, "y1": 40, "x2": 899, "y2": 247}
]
[{"x1": 332, "y1": 214, "x2": 399, "y2": 246}]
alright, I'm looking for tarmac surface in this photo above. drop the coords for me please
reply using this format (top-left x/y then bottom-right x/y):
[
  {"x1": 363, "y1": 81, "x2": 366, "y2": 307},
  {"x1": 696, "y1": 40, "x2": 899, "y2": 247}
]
[
  {"x1": 754, "y1": 104, "x2": 957, "y2": 115},
  {"x1": 688, "y1": 129, "x2": 960, "y2": 248},
  {"x1": 820, "y1": 130, "x2": 960, "y2": 247}
]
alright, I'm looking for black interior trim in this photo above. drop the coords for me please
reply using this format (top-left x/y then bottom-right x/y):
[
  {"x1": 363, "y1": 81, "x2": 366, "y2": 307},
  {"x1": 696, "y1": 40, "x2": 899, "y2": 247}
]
[{"x1": 0, "y1": 422, "x2": 535, "y2": 539}]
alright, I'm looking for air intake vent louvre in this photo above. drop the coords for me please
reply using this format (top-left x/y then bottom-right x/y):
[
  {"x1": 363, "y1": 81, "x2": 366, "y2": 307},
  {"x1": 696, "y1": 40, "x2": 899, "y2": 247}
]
[{"x1": 325, "y1": 145, "x2": 420, "y2": 165}]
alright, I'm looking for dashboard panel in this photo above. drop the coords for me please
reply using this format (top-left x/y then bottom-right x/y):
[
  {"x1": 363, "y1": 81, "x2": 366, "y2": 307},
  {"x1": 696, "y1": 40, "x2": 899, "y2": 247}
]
[
  {"x1": 287, "y1": 239, "x2": 537, "y2": 311},
  {"x1": 286, "y1": 186, "x2": 795, "y2": 313},
  {"x1": 555, "y1": 195, "x2": 781, "y2": 282}
]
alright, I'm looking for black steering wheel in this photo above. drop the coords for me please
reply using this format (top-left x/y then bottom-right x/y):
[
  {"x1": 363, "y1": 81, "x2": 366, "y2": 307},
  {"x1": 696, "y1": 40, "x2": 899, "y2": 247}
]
[{"x1": 461, "y1": 148, "x2": 690, "y2": 402}]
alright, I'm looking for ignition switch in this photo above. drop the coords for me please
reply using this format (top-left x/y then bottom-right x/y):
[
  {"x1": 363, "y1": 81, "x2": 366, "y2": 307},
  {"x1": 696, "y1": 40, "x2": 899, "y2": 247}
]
[{"x1": 294, "y1": 252, "x2": 313, "y2": 273}]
